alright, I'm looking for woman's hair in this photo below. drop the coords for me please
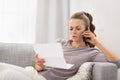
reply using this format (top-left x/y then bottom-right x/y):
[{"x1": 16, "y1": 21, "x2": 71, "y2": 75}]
[{"x1": 70, "y1": 11, "x2": 96, "y2": 47}]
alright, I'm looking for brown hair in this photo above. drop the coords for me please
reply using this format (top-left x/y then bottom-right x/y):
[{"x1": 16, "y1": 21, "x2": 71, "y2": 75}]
[{"x1": 71, "y1": 11, "x2": 96, "y2": 47}]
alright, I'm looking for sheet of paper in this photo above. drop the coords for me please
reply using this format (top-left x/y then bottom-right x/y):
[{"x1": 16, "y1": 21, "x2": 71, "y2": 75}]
[{"x1": 33, "y1": 43, "x2": 74, "y2": 69}]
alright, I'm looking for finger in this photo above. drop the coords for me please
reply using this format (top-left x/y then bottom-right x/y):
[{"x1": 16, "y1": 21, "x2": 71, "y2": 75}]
[
  {"x1": 84, "y1": 31, "x2": 89, "y2": 32},
  {"x1": 82, "y1": 32, "x2": 94, "y2": 37},
  {"x1": 34, "y1": 53, "x2": 39, "y2": 59},
  {"x1": 82, "y1": 32, "x2": 90, "y2": 35},
  {"x1": 35, "y1": 53, "x2": 41, "y2": 59},
  {"x1": 82, "y1": 33, "x2": 90, "y2": 35},
  {"x1": 36, "y1": 58, "x2": 45, "y2": 63},
  {"x1": 82, "y1": 31, "x2": 91, "y2": 34},
  {"x1": 40, "y1": 58, "x2": 45, "y2": 63},
  {"x1": 36, "y1": 60, "x2": 45, "y2": 65},
  {"x1": 34, "y1": 54, "x2": 38, "y2": 62},
  {"x1": 36, "y1": 62, "x2": 44, "y2": 66},
  {"x1": 37, "y1": 58, "x2": 45, "y2": 63},
  {"x1": 35, "y1": 54, "x2": 43, "y2": 60},
  {"x1": 82, "y1": 33, "x2": 91, "y2": 37}
]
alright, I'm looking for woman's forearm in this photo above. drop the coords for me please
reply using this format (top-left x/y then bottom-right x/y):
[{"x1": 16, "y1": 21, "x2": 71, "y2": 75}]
[{"x1": 96, "y1": 41, "x2": 119, "y2": 61}]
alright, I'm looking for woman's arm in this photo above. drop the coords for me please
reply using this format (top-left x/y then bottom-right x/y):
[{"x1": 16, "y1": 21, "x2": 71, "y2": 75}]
[
  {"x1": 95, "y1": 41, "x2": 118, "y2": 61},
  {"x1": 82, "y1": 31, "x2": 119, "y2": 62}
]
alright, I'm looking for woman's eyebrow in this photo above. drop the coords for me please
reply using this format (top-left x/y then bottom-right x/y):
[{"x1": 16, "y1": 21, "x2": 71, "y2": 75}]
[
  {"x1": 75, "y1": 26, "x2": 80, "y2": 28},
  {"x1": 70, "y1": 26, "x2": 73, "y2": 28}
]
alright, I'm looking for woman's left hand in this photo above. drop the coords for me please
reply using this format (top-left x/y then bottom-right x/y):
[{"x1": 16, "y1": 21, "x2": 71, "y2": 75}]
[{"x1": 82, "y1": 31, "x2": 99, "y2": 45}]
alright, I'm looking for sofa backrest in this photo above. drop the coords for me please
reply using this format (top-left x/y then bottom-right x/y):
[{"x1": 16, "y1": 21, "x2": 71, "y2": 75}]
[{"x1": 0, "y1": 42, "x2": 35, "y2": 67}]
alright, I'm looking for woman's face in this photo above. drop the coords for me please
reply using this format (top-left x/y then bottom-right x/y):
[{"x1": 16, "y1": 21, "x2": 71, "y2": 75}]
[{"x1": 69, "y1": 19, "x2": 86, "y2": 42}]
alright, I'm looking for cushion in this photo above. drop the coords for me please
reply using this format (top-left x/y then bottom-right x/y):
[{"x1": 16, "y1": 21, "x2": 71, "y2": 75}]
[
  {"x1": 0, "y1": 63, "x2": 46, "y2": 80},
  {"x1": 67, "y1": 62, "x2": 94, "y2": 80}
]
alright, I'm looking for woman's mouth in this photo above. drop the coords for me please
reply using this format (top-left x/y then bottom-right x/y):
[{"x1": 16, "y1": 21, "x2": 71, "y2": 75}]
[{"x1": 72, "y1": 36, "x2": 77, "y2": 39}]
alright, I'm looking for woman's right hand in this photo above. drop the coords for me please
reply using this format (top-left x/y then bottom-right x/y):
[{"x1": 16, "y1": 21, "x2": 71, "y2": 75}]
[{"x1": 34, "y1": 54, "x2": 45, "y2": 71}]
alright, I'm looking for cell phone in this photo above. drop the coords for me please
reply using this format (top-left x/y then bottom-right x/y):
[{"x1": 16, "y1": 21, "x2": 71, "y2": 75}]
[{"x1": 82, "y1": 26, "x2": 90, "y2": 42}]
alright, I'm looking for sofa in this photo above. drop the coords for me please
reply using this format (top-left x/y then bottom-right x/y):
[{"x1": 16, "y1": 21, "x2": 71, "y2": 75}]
[{"x1": 0, "y1": 42, "x2": 118, "y2": 80}]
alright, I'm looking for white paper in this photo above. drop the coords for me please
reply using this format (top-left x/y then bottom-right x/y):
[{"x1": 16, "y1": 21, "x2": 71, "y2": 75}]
[{"x1": 33, "y1": 43, "x2": 74, "y2": 69}]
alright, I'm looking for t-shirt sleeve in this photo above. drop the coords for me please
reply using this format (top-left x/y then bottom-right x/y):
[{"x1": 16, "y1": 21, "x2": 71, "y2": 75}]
[{"x1": 91, "y1": 52, "x2": 107, "y2": 62}]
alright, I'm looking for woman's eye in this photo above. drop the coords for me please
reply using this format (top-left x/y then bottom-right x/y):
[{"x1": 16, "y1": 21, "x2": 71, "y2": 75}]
[
  {"x1": 69, "y1": 28, "x2": 73, "y2": 30},
  {"x1": 76, "y1": 28, "x2": 81, "y2": 30}
]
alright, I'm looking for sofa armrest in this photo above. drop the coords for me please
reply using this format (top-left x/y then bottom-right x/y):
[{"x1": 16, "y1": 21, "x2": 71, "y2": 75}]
[
  {"x1": 0, "y1": 43, "x2": 35, "y2": 67},
  {"x1": 92, "y1": 62, "x2": 118, "y2": 80}
]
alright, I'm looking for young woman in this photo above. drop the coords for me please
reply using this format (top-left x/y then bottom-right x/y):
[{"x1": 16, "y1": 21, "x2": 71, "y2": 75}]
[
  {"x1": 34, "y1": 11, "x2": 120, "y2": 80},
  {"x1": 0, "y1": 11, "x2": 119, "y2": 80}
]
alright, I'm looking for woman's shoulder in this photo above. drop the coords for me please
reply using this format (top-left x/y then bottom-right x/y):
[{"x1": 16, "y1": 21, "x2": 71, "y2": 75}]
[
  {"x1": 87, "y1": 47, "x2": 102, "y2": 54},
  {"x1": 55, "y1": 39, "x2": 69, "y2": 46}
]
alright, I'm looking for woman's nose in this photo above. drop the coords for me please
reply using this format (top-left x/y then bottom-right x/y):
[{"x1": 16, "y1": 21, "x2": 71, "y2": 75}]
[{"x1": 72, "y1": 29, "x2": 76, "y2": 34}]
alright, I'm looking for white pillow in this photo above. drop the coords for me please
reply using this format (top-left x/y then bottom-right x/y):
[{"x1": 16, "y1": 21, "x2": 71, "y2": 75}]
[
  {"x1": 0, "y1": 63, "x2": 46, "y2": 80},
  {"x1": 67, "y1": 62, "x2": 94, "y2": 80}
]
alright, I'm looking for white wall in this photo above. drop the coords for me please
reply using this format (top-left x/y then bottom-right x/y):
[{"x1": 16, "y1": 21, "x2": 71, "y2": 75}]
[
  {"x1": 0, "y1": 0, "x2": 69, "y2": 44},
  {"x1": 0, "y1": 0, "x2": 37, "y2": 43},
  {"x1": 70, "y1": 0, "x2": 120, "y2": 79},
  {"x1": 36, "y1": 0, "x2": 69, "y2": 43}
]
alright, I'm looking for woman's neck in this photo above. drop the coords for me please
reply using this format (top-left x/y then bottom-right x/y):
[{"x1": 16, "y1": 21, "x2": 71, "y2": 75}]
[{"x1": 70, "y1": 40, "x2": 86, "y2": 48}]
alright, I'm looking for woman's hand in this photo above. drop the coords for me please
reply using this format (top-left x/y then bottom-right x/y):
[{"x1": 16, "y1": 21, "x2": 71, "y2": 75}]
[
  {"x1": 34, "y1": 54, "x2": 45, "y2": 71},
  {"x1": 82, "y1": 31, "x2": 99, "y2": 45},
  {"x1": 82, "y1": 31, "x2": 119, "y2": 61}
]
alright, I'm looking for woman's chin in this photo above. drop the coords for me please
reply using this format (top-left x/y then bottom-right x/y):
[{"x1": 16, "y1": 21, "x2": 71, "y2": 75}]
[{"x1": 71, "y1": 39, "x2": 79, "y2": 42}]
